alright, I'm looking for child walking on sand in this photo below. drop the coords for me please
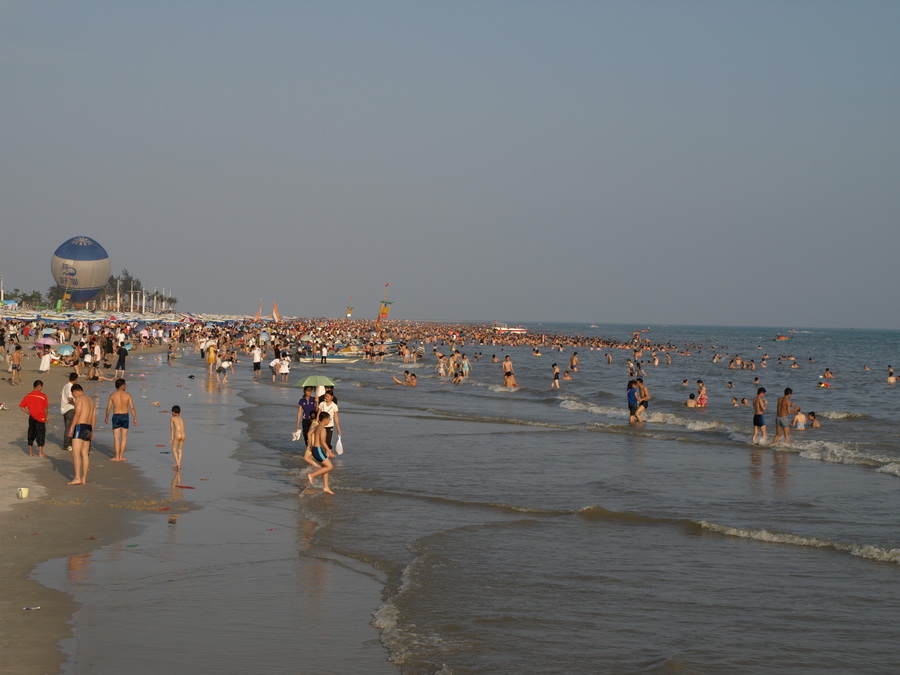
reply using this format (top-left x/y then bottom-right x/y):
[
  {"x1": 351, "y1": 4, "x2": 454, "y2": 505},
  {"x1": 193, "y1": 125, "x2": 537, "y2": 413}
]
[{"x1": 170, "y1": 405, "x2": 186, "y2": 469}]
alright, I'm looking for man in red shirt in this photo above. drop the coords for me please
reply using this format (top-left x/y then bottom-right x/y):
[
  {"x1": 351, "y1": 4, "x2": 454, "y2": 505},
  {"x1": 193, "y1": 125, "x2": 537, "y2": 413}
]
[{"x1": 19, "y1": 380, "x2": 49, "y2": 457}]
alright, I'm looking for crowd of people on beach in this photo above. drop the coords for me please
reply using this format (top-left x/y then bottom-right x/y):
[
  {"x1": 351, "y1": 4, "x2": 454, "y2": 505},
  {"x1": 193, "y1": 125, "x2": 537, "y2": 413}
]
[{"x1": 3, "y1": 314, "x2": 896, "y2": 492}]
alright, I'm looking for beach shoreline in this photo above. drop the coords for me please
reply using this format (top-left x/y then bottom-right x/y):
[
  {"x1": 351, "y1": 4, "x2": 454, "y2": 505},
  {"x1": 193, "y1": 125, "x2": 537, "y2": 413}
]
[{"x1": 0, "y1": 344, "x2": 179, "y2": 674}]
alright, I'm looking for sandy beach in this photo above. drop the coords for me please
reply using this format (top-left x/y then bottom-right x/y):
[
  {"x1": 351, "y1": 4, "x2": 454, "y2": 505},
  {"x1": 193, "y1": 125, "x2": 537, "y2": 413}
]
[{"x1": 0, "y1": 345, "x2": 177, "y2": 674}]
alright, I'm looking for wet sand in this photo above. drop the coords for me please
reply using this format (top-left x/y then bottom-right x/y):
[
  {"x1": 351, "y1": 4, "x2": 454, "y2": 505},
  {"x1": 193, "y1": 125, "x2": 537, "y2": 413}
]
[
  {"x1": 0, "y1": 346, "x2": 181, "y2": 674},
  {"x1": 2, "y1": 343, "x2": 392, "y2": 674}
]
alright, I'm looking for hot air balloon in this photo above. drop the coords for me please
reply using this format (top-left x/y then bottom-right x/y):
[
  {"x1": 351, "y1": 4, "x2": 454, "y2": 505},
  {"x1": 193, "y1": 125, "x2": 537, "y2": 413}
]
[{"x1": 51, "y1": 236, "x2": 111, "y2": 306}]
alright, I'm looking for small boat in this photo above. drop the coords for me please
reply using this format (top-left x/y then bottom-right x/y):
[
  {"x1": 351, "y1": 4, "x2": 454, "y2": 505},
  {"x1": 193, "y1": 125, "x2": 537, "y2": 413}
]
[
  {"x1": 773, "y1": 333, "x2": 793, "y2": 341},
  {"x1": 493, "y1": 322, "x2": 528, "y2": 335},
  {"x1": 326, "y1": 345, "x2": 365, "y2": 363}
]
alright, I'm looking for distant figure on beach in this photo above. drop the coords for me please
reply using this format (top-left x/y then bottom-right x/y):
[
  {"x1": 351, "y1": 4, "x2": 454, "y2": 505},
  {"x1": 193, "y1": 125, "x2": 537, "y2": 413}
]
[
  {"x1": 68, "y1": 384, "x2": 96, "y2": 485},
  {"x1": 10, "y1": 345, "x2": 24, "y2": 385},
  {"x1": 551, "y1": 363, "x2": 560, "y2": 389},
  {"x1": 305, "y1": 411, "x2": 335, "y2": 494},
  {"x1": 270, "y1": 356, "x2": 280, "y2": 382},
  {"x1": 251, "y1": 345, "x2": 262, "y2": 379},
  {"x1": 61, "y1": 372, "x2": 78, "y2": 451},
  {"x1": 772, "y1": 388, "x2": 799, "y2": 448},
  {"x1": 169, "y1": 405, "x2": 185, "y2": 469},
  {"x1": 19, "y1": 379, "x2": 49, "y2": 457},
  {"x1": 318, "y1": 390, "x2": 341, "y2": 449},
  {"x1": 752, "y1": 387, "x2": 767, "y2": 445},
  {"x1": 115, "y1": 343, "x2": 128, "y2": 379},
  {"x1": 296, "y1": 386, "x2": 318, "y2": 444},
  {"x1": 106, "y1": 378, "x2": 137, "y2": 461}
]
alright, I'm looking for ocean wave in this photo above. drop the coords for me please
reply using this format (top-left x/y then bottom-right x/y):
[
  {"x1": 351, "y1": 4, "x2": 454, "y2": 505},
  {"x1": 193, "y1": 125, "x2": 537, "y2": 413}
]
[
  {"x1": 338, "y1": 486, "x2": 575, "y2": 515},
  {"x1": 818, "y1": 410, "x2": 867, "y2": 420},
  {"x1": 797, "y1": 441, "x2": 900, "y2": 475},
  {"x1": 560, "y1": 398, "x2": 745, "y2": 434},
  {"x1": 697, "y1": 521, "x2": 900, "y2": 565},
  {"x1": 577, "y1": 505, "x2": 679, "y2": 525},
  {"x1": 559, "y1": 399, "x2": 627, "y2": 419}
]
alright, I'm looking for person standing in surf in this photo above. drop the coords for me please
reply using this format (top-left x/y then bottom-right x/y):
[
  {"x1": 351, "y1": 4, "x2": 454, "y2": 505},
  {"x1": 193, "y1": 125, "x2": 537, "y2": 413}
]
[
  {"x1": 772, "y1": 388, "x2": 799, "y2": 448},
  {"x1": 627, "y1": 380, "x2": 640, "y2": 424},
  {"x1": 752, "y1": 387, "x2": 767, "y2": 444},
  {"x1": 306, "y1": 411, "x2": 335, "y2": 494}
]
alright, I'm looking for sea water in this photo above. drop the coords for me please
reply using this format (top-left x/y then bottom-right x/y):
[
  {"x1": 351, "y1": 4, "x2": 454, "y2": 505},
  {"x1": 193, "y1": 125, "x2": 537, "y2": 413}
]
[{"x1": 41, "y1": 324, "x2": 900, "y2": 674}]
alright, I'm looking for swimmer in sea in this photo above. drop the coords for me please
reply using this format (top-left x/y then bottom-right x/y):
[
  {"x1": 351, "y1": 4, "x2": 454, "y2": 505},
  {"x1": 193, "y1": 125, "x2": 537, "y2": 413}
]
[
  {"x1": 808, "y1": 411, "x2": 820, "y2": 428},
  {"x1": 392, "y1": 370, "x2": 414, "y2": 385}
]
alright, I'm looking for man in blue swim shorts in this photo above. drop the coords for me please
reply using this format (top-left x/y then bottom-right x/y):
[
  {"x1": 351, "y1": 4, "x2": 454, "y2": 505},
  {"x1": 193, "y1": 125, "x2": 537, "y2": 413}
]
[
  {"x1": 105, "y1": 378, "x2": 137, "y2": 461},
  {"x1": 68, "y1": 385, "x2": 96, "y2": 485}
]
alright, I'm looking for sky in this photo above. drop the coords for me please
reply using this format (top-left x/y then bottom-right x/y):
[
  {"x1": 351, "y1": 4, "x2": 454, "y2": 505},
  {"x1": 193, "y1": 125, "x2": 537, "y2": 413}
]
[{"x1": 2, "y1": 1, "x2": 899, "y2": 328}]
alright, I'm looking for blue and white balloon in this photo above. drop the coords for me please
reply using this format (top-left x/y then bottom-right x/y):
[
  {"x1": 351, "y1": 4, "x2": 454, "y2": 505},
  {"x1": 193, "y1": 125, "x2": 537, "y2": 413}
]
[{"x1": 51, "y1": 236, "x2": 111, "y2": 305}]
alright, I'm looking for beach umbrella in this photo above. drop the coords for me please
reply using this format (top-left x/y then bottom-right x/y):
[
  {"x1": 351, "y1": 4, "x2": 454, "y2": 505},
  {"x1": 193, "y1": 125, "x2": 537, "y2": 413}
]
[
  {"x1": 57, "y1": 345, "x2": 74, "y2": 356},
  {"x1": 42, "y1": 328, "x2": 56, "y2": 336},
  {"x1": 295, "y1": 375, "x2": 335, "y2": 388},
  {"x1": 36, "y1": 337, "x2": 58, "y2": 346},
  {"x1": 123, "y1": 342, "x2": 134, "y2": 351}
]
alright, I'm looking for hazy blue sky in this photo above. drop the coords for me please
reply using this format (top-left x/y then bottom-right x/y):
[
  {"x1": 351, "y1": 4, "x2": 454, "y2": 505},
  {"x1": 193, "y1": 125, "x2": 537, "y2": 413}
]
[{"x1": 2, "y1": 1, "x2": 898, "y2": 328}]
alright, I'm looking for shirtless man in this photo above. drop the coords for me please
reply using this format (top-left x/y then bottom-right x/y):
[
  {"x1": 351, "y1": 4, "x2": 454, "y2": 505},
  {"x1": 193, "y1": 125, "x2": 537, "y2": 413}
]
[
  {"x1": 67, "y1": 384, "x2": 96, "y2": 485},
  {"x1": 635, "y1": 378, "x2": 650, "y2": 421},
  {"x1": 569, "y1": 352, "x2": 579, "y2": 372},
  {"x1": 752, "y1": 387, "x2": 767, "y2": 445},
  {"x1": 306, "y1": 411, "x2": 335, "y2": 494},
  {"x1": 105, "y1": 378, "x2": 137, "y2": 461},
  {"x1": 10, "y1": 345, "x2": 24, "y2": 385},
  {"x1": 393, "y1": 370, "x2": 414, "y2": 385},
  {"x1": 772, "y1": 388, "x2": 800, "y2": 448},
  {"x1": 502, "y1": 355, "x2": 514, "y2": 383}
]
